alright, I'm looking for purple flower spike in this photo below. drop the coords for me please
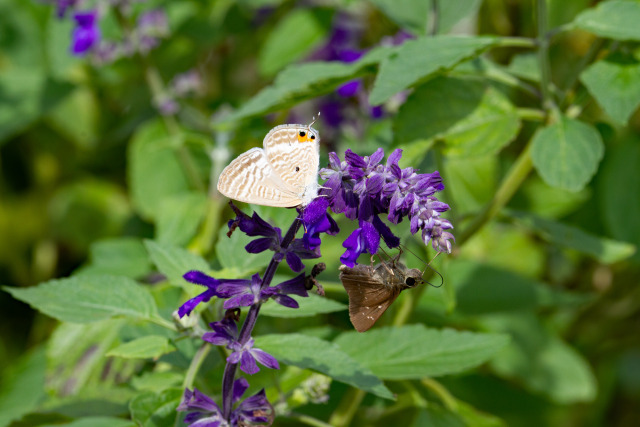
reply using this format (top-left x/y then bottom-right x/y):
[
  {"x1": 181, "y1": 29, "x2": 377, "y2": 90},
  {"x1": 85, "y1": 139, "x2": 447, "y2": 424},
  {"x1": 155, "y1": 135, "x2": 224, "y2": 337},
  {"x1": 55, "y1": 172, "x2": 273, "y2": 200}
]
[
  {"x1": 71, "y1": 10, "x2": 100, "y2": 55},
  {"x1": 261, "y1": 273, "x2": 308, "y2": 308},
  {"x1": 177, "y1": 388, "x2": 225, "y2": 427},
  {"x1": 301, "y1": 198, "x2": 340, "y2": 250},
  {"x1": 219, "y1": 273, "x2": 263, "y2": 309},
  {"x1": 227, "y1": 338, "x2": 279, "y2": 375}
]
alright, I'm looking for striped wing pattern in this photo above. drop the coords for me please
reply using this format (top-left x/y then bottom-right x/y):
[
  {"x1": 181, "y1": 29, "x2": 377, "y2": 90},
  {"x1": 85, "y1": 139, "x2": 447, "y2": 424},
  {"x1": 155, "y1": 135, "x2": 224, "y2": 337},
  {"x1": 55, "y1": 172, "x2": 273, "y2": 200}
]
[{"x1": 217, "y1": 148, "x2": 301, "y2": 207}]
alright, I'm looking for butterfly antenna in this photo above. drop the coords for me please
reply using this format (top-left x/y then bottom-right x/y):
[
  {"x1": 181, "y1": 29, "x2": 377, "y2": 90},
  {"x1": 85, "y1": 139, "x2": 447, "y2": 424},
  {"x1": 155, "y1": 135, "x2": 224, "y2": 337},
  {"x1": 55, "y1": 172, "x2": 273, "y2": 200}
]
[
  {"x1": 402, "y1": 244, "x2": 444, "y2": 288},
  {"x1": 308, "y1": 112, "x2": 321, "y2": 128}
]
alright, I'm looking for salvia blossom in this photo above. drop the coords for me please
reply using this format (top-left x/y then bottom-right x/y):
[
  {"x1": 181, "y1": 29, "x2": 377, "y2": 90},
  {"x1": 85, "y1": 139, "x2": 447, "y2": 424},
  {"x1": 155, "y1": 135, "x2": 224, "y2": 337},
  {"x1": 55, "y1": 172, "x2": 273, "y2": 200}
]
[
  {"x1": 71, "y1": 10, "x2": 100, "y2": 55},
  {"x1": 178, "y1": 378, "x2": 273, "y2": 426},
  {"x1": 318, "y1": 148, "x2": 454, "y2": 266},
  {"x1": 202, "y1": 317, "x2": 279, "y2": 375}
]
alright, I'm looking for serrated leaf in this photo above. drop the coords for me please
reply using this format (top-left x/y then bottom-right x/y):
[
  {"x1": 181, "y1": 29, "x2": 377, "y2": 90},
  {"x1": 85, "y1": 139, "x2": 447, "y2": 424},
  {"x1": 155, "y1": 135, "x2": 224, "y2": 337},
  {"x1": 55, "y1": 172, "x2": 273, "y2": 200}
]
[
  {"x1": 370, "y1": 35, "x2": 497, "y2": 105},
  {"x1": 3, "y1": 275, "x2": 159, "y2": 323},
  {"x1": 144, "y1": 240, "x2": 210, "y2": 286},
  {"x1": 484, "y1": 313, "x2": 597, "y2": 404},
  {"x1": 260, "y1": 293, "x2": 347, "y2": 318},
  {"x1": 223, "y1": 47, "x2": 391, "y2": 123},
  {"x1": 78, "y1": 238, "x2": 152, "y2": 279},
  {"x1": 255, "y1": 333, "x2": 394, "y2": 399},
  {"x1": 395, "y1": 76, "x2": 520, "y2": 157},
  {"x1": 128, "y1": 119, "x2": 190, "y2": 221},
  {"x1": 449, "y1": 259, "x2": 591, "y2": 315},
  {"x1": 157, "y1": 192, "x2": 209, "y2": 247},
  {"x1": 0, "y1": 348, "x2": 46, "y2": 427},
  {"x1": 574, "y1": 0, "x2": 640, "y2": 41},
  {"x1": 580, "y1": 54, "x2": 640, "y2": 124},
  {"x1": 334, "y1": 325, "x2": 509, "y2": 379},
  {"x1": 259, "y1": 9, "x2": 331, "y2": 76},
  {"x1": 508, "y1": 210, "x2": 636, "y2": 263},
  {"x1": 368, "y1": 0, "x2": 430, "y2": 35},
  {"x1": 129, "y1": 389, "x2": 183, "y2": 427},
  {"x1": 107, "y1": 336, "x2": 177, "y2": 359},
  {"x1": 531, "y1": 116, "x2": 604, "y2": 191},
  {"x1": 215, "y1": 226, "x2": 271, "y2": 277}
]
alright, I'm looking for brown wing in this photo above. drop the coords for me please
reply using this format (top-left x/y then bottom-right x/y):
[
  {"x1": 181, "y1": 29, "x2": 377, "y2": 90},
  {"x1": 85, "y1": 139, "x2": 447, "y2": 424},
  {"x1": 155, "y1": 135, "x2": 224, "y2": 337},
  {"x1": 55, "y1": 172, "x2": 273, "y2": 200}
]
[
  {"x1": 339, "y1": 265, "x2": 402, "y2": 332},
  {"x1": 263, "y1": 124, "x2": 320, "y2": 193}
]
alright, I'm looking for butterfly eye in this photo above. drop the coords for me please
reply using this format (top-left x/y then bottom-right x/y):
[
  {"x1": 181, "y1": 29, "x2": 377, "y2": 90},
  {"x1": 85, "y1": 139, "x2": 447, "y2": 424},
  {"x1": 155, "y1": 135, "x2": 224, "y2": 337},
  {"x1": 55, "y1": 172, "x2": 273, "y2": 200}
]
[
  {"x1": 295, "y1": 166, "x2": 300, "y2": 172},
  {"x1": 405, "y1": 277, "x2": 416, "y2": 287},
  {"x1": 299, "y1": 131, "x2": 306, "y2": 137}
]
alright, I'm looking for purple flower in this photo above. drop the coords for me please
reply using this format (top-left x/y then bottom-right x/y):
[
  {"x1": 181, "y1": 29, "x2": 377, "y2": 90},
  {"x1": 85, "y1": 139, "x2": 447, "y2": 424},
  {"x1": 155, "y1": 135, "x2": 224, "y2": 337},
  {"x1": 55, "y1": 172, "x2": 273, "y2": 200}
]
[
  {"x1": 202, "y1": 317, "x2": 239, "y2": 346},
  {"x1": 228, "y1": 338, "x2": 279, "y2": 375},
  {"x1": 177, "y1": 271, "x2": 250, "y2": 318},
  {"x1": 228, "y1": 203, "x2": 320, "y2": 272},
  {"x1": 337, "y1": 79, "x2": 362, "y2": 98},
  {"x1": 320, "y1": 149, "x2": 453, "y2": 264},
  {"x1": 71, "y1": 10, "x2": 100, "y2": 55},
  {"x1": 217, "y1": 273, "x2": 308, "y2": 309},
  {"x1": 301, "y1": 198, "x2": 340, "y2": 250},
  {"x1": 177, "y1": 388, "x2": 225, "y2": 426},
  {"x1": 179, "y1": 379, "x2": 274, "y2": 427}
]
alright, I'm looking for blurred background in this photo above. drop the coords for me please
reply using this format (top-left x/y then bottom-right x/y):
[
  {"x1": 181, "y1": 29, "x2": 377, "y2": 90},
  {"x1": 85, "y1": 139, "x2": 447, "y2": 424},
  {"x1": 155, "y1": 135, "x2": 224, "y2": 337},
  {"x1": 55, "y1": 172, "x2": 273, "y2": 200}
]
[{"x1": 1, "y1": 0, "x2": 640, "y2": 426}]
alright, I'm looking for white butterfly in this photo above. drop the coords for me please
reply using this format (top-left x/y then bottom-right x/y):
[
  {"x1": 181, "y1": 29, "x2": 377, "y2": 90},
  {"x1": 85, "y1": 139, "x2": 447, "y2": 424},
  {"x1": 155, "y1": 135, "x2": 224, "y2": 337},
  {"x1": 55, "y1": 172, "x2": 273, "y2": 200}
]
[{"x1": 217, "y1": 121, "x2": 320, "y2": 207}]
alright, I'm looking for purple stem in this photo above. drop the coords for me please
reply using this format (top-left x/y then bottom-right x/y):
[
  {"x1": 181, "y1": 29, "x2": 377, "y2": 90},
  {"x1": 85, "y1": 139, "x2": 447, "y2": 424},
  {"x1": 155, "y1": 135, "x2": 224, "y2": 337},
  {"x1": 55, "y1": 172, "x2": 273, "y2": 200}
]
[{"x1": 221, "y1": 215, "x2": 303, "y2": 419}]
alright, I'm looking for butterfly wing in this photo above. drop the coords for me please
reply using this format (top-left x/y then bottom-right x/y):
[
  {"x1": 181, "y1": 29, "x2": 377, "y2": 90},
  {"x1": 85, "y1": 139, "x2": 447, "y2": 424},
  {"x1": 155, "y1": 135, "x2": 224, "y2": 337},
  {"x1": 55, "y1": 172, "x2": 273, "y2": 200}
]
[
  {"x1": 339, "y1": 265, "x2": 403, "y2": 332},
  {"x1": 263, "y1": 124, "x2": 320, "y2": 194},
  {"x1": 217, "y1": 148, "x2": 302, "y2": 207}
]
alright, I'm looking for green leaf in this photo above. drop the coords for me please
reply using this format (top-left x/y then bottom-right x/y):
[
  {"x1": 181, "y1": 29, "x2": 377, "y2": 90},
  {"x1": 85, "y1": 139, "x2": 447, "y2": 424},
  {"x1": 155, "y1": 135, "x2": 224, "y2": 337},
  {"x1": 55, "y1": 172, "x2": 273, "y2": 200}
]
[
  {"x1": 438, "y1": 0, "x2": 483, "y2": 34},
  {"x1": 508, "y1": 210, "x2": 636, "y2": 264},
  {"x1": 449, "y1": 259, "x2": 591, "y2": 315},
  {"x1": 144, "y1": 240, "x2": 210, "y2": 286},
  {"x1": 157, "y1": 192, "x2": 209, "y2": 247},
  {"x1": 531, "y1": 116, "x2": 604, "y2": 191},
  {"x1": 129, "y1": 389, "x2": 182, "y2": 427},
  {"x1": 444, "y1": 155, "x2": 498, "y2": 215},
  {"x1": 484, "y1": 313, "x2": 597, "y2": 404},
  {"x1": 47, "y1": 320, "x2": 125, "y2": 395},
  {"x1": 574, "y1": 0, "x2": 640, "y2": 41},
  {"x1": 215, "y1": 225, "x2": 271, "y2": 276},
  {"x1": 506, "y1": 52, "x2": 541, "y2": 82},
  {"x1": 0, "y1": 348, "x2": 46, "y2": 427},
  {"x1": 370, "y1": 35, "x2": 497, "y2": 105},
  {"x1": 259, "y1": 9, "x2": 331, "y2": 76},
  {"x1": 334, "y1": 325, "x2": 509, "y2": 379},
  {"x1": 128, "y1": 119, "x2": 190, "y2": 221},
  {"x1": 599, "y1": 136, "x2": 640, "y2": 262},
  {"x1": 42, "y1": 417, "x2": 135, "y2": 427},
  {"x1": 78, "y1": 238, "x2": 152, "y2": 279},
  {"x1": 4, "y1": 275, "x2": 159, "y2": 323},
  {"x1": 254, "y1": 333, "x2": 394, "y2": 399},
  {"x1": 368, "y1": 0, "x2": 430, "y2": 35},
  {"x1": 412, "y1": 402, "x2": 505, "y2": 427},
  {"x1": 107, "y1": 336, "x2": 177, "y2": 359},
  {"x1": 395, "y1": 76, "x2": 520, "y2": 157},
  {"x1": 260, "y1": 293, "x2": 347, "y2": 318},
  {"x1": 223, "y1": 47, "x2": 391, "y2": 123},
  {"x1": 131, "y1": 372, "x2": 183, "y2": 392},
  {"x1": 580, "y1": 53, "x2": 640, "y2": 125}
]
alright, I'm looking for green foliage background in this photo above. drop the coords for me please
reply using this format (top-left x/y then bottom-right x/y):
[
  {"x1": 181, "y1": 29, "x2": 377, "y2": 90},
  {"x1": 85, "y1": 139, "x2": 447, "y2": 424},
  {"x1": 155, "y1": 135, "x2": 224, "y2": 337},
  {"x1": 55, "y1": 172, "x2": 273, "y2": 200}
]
[{"x1": 1, "y1": 0, "x2": 640, "y2": 426}]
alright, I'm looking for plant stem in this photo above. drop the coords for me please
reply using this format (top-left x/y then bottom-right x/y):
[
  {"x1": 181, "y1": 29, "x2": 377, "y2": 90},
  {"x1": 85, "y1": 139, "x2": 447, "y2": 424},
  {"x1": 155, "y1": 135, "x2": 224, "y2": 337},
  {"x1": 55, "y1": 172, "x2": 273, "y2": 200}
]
[
  {"x1": 183, "y1": 343, "x2": 212, "y2": 389},
  {"x1": 457, "y1": 141, "x2": 533, "y2": 245},
  {"x1": 328, "y1": 388, "x2": 366, "y2": 427},
  {"x1": 536, "y1": 0, "x2": 556, "y2": 113},
  {"x1": 220, "y1": 216, "x2": 302, "y2": 419},
  {"x1": 421, "y1": 378, "x2": 458, "y2": 411}
]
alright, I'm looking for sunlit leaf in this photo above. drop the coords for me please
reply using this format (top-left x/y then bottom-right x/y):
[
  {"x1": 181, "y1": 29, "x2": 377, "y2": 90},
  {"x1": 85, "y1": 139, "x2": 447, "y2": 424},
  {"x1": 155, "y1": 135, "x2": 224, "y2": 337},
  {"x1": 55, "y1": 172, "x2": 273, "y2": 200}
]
[
  {"x1": 255, "y1": 333, "x2": 394, "y2": 399},
  {"x1": 334, "y1": 325, "x2": 509, "y2": 379},
  {"x1": 260, "y1": 293, "x2": 347, "y2": 318},
  {"x1": 370, "y1": 35, "x2": 497, "y2": 105},
  {"x1": 574, "y1": 0, "x2": 640, "y2": 41},
  {"x1": 107, "y1": 336, "x2": 177, "y2": 359},
  {"x1": 144, "y1": 240, "x2": 210, "y2": 286},
  {"x1": 368, "y1": 0, "x2": 430, "y2": 35}
]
